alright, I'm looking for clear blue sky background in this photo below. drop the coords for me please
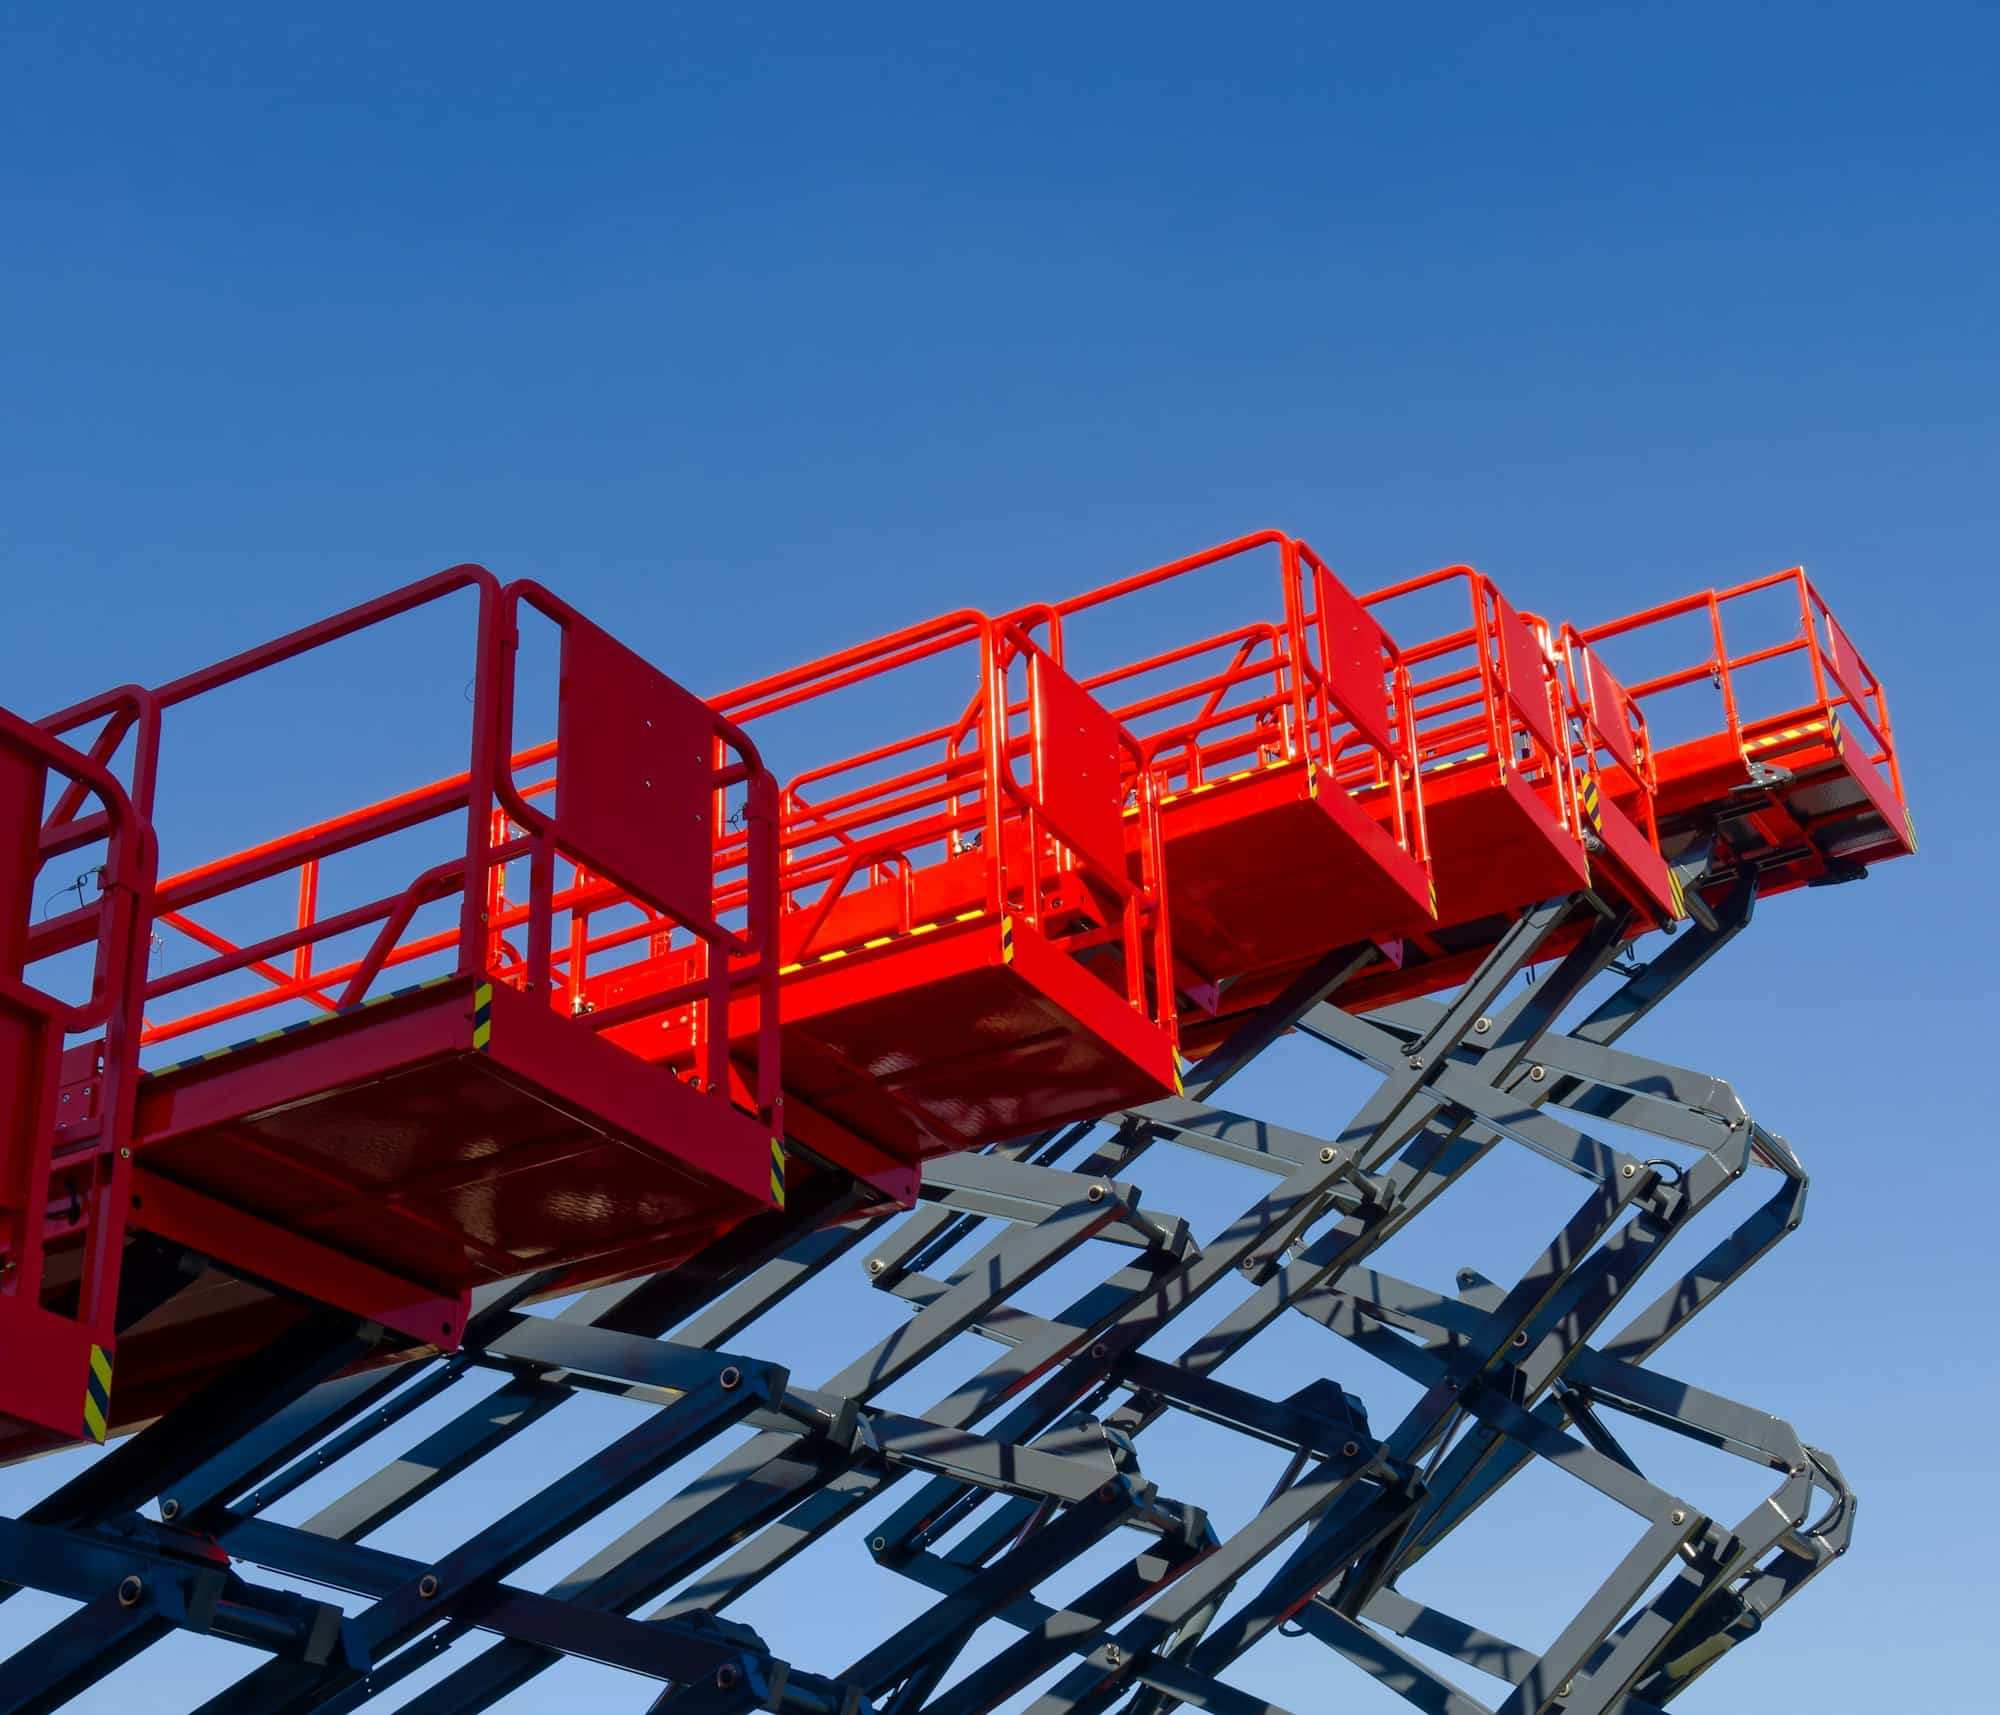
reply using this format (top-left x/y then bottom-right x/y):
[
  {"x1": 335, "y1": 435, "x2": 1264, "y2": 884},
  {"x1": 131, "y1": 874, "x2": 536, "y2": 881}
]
[{"x1": 2, "y1": 6, "x2": 1995, "y2": 1712}]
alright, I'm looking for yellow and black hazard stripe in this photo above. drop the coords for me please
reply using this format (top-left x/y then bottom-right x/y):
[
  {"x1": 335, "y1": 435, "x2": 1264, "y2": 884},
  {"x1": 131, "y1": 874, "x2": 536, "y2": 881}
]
[
  {"x1": 83, "y1": 1343, "x2": 112, "y2": 1443},
  {"x1": 471, "y1": 982, "x2": 493, "y2": 1053},
  {"x1": 145, "y1": 973, "x2": 459, "y2": 1079},
  {"x1": 1578, "y1": 773, "x2": 1603, "y2": 835},
  {"x1": 1426, "y1": 873, "x2": 1439, "y2": 919},
  {"x1": 1667, "y1": 867, "x2": 1688, "y2": 921},
  {"x1": 769, "y1": 1137, "x2": 786, "y2": 1209},
  {"x1": 1745, "y1": 718, "x2": 1829, "y2": 754},
  {"x1": 779, "y1": 910, "x2": 987, "y2": 976},
  {"x1": 1829, "y1": 713, "x2": 1845, "y2": 758},
  {"x1": 1000, "y1": 914, "x2": 1015, "y2": 966}
]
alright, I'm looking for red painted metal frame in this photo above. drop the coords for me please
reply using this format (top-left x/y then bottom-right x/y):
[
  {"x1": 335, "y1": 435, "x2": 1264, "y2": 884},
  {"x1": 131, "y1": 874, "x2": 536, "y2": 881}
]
[
  {"x1": 1015, "y1": 529, "x2": 1434, "y2": 1006},
  {"x1": 5, "y1": 570, "x2": 784, "y2": 1452},
  {"x1": 671, "y1": 608, "x2": 1181, "y2": 1171},
  {"x1": 715, "y1": 609, "x2": 1173, "y2": 1004},
  {"x1": 1359, "y1": 564, "x2": 1587, "y2": 920},
  {"x1": 1548, "y1": 622, "x2": 1680, "y2": 927},
  {"x1": 1040, "y1": 531, "x2": 1427, "y2": 852},
  {"x1": 1577, "y1": 566, "x2": 1914, "y2": 893},
  {"x1": 0, "y1": 704, "x2": 155, "y2": 1444}
]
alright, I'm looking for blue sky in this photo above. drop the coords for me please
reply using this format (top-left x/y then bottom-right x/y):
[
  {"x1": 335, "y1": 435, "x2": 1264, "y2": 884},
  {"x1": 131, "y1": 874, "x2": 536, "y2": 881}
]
[{"x1": 2, "y1": 6, "x2": 1995, "y2": 1712}]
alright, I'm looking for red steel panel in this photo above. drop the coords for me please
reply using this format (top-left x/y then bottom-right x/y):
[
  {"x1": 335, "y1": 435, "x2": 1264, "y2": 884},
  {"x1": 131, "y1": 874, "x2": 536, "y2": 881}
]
[
  {"x1": 1494, "y1": 593, "x2": 1558, "y2": 757},
  {"x1": 558, "y1": 613, "x2": 717, "y2": 926},
  {"x1": 1029, "y1": 652, "x2": 1127, "y2": 886},
  {"x1": 1584, "y1": 648, "x2": 1640, "y2": 777},
  {"x1": 1822, "y1": 610, "x2": 1874, "y2": 728},
  {"x1": 1317, "y1": 576, "x2": 1397, "y2": 758}
]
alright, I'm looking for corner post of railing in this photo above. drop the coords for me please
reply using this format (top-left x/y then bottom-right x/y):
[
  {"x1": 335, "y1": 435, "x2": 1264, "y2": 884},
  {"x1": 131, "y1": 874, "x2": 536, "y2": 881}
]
[
  {"x1": 980, "y1": 622, "x2": 1009, "y2": 920},
  {"x1": 1280, "y1": 537, "x2": 1316, "y2": 762},
  {"x1": 458, "y1": 574, "x2": 505, "y2": 979},
  {"x1": 1704, "y1": 590, "x2": 1742, "y2": 749},
  {"x1": 1467, "y1": 574, "x2": 1506, "y2": 781},
  {"x1": 744, "y1": 763, "x2": 781, "y2": 1119}
]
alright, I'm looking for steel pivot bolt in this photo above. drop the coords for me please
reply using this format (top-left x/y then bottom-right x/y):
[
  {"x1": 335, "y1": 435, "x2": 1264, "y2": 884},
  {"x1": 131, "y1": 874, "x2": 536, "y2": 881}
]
[
  {"x1": 1529, "y1": 1065, "x2": 1547, "y2": 1082},
  {"x1": 718, "y1": 1366, "x2": 741, "y2": 1390},
  {"x1": 1670, "y1": 1509, "x2": 1687, "y2": 1524},
  {"x1": 418, "y1": 1574, "x2": 439, "y2": 1598},
  {"x1": 716, "y1": 1663, "x2": 740, "y2": 1690},
  {"x1": 1474, "y1": 1016, "x2": 1491, "y2": 1033},
  {"x1": 1104, "y1": 1645, "x2": 1123, "y2": 1667},
  {"x1": 1405, "y1": 1055, "x2": 1423, "y2": 1070},
  {"x1": 1319, "y1": 1146, "x2": 1336, "y2": 1163},
  {"x1": 159, "y1": 1498, "x2": 180, "y2": 1521},
  {"x1": 1621, "y1": 1163, "x2": 1635, "y2": 1178},
  {"x1": 117, "y1": 1575, "x2": 144, "y2": 1606}
]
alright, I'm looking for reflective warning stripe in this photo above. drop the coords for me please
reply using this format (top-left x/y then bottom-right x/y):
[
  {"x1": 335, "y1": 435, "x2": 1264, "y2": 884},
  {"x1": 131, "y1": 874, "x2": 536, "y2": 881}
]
[
  {"x1": 145, "y1": 973, "x2": 459, "y2": 1079},
  {"x1": 83, "y1": 1344, "x2": 111, "y2": 1443},
  {"x1": 1427, "y1": 874, "x2": 1439, "y2": 918},
  {"x1": 781, "y1": 910, "x2": 989, "y2": 975},
  {"x1": 769, "y1": 1138, "x2": 786, "y2": 1208},
  {"x1": 1830, "y1": 713, "x2": 1845, "y2": 757},
  {"x1": 1578, "y1": 774, "x2": 1603, "y2": 834},
  {"x1": 1667, "y1": 868, "x2": 1688, "y2": 920},
  {"x1": 1745, "y1": 719, "x2": 1829, "y2": 752},
  {"x1": 471, "y1": 983, "x2": 493, "y2": 1052},
  {"x1": 1000, "y1": 914, "x2": 1015, "y2": 965}
]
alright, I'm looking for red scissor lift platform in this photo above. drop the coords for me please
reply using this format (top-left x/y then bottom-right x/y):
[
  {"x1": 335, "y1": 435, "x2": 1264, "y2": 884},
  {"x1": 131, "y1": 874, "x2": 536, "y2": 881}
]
[
  {"x1": 1, "y1": 571, "x2": 785, "y2": 1457},
  {"x1": 586, "y1": 611, "x2": 1181, "y2": 1202},
  {"x1": 1037, "y1": 532, "x2": 1434, "y2": 1011},
  {"x1": 1577, "y1": 565, "x2": 1915, "y2": 898}
]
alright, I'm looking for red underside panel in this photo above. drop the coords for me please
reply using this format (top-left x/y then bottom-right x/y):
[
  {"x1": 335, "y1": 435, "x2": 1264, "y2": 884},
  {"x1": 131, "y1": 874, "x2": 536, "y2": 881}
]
[
  {"x1": 1419, "y1": 764, "x2": 1589, "y2": 925},
  {"x1": 1651, "y1": 713, "x2": 1915, "y2": 896},
  {"x1": 134, "y1": 979, "x2": 775, "y2": 1298},
  {"x1": 610, "y1": 916, "x2": 1177, "y2": 1196},
  {"x1": 1588, "y1": 787, "x2": 1679, "y2": 926},
  {"x1": 1155, "y1": 761, "x2": 1435, "y2": 982}
]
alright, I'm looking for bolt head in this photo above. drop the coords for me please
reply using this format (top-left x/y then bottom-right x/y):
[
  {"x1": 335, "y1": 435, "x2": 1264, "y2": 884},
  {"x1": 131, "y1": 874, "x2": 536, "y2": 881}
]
[
  {"x1": 418, "y1": 1574, "x2": 439, "y2": 1598},
  {"x1": 1529, "y1": 1065, "x2": 1547, "y2": 1082},
  {"x1": 117, "y1": 1574, "x2": 143, "y2": 1607},
  {"x1": 1670, "y1": 1509, "x2": 1686, "y2": 1525},
  {"x1": 1474, "y1": 1016, "x2": 1491, "y2": 1033},
  {"x1": 1343, "y1": 1440, "x2": 1360, "y2": 1458},
  {"x1": 1319, "y1": 1146, "x2": 1336, "y2": 1164},
  {"x1": 867, "y1": 1258, "x2": 884, "y2": 1274},
  {"x1": 1621, "y1": 1163, "x2": 1635, "y2": 1178},
  {"x1": 718, "y1": 1365, "x2": 741, "y2": 1390},
  {"x1": 716, "y1": 1663, "x2": 740, "y2": 1690},
  {"x1": 159, "y1": 1498, "x2": 179, "y2": 1521}
]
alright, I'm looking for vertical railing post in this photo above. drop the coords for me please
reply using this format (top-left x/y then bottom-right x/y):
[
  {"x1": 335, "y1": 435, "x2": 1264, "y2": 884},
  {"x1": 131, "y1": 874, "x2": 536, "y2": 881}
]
[{"x1": 458, "y1": 577, "x2": 503, "y2": 979}]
